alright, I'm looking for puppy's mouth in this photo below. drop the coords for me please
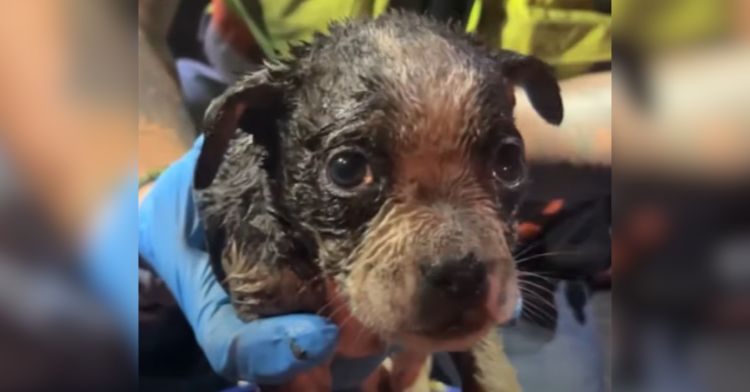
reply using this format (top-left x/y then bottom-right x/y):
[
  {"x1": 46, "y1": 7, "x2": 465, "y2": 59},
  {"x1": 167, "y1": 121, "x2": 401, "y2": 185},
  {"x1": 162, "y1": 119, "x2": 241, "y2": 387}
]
[
  {"x1": 411, "y1": 274, "x2": 512, "y2": 328},
  {"x1": 406, "y1": 308, "x2": 490, "y2": 340}
]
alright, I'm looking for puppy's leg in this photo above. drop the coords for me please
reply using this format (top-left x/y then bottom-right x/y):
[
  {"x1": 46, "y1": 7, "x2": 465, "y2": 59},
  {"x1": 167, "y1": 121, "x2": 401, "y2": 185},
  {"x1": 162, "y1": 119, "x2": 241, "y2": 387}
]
[{"x1": 452, "y1": 332, "x2": 521, "y2": 392}]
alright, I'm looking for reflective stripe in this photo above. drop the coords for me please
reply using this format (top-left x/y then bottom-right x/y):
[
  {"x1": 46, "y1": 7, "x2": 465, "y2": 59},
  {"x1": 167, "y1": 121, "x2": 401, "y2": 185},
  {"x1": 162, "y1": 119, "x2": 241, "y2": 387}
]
[
  {"x1": 225, "y1": 0, "x2": 278, "y2": 61},
  {"x1": 465, "y1": 0, "x2": 482, "y2": 33},
  {"x1": 502, "y1": 0, "x2": 611, "y2": 77},
  {"x1": 373, "y1": 0, "x2": 389, "y2": 17}
]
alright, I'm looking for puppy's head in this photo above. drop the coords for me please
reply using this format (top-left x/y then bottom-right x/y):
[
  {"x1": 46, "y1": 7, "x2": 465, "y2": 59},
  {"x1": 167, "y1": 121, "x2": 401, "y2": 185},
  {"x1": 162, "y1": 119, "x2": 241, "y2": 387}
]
[{"x1": 196, "y1": 12, "x2": 562, "y2": 349}]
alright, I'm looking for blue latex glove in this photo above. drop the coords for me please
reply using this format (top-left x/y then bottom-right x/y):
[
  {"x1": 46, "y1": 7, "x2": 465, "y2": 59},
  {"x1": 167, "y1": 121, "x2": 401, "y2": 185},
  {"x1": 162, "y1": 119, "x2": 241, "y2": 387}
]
[
  {"x1": 139, "y1": 137, "x2": 386, "y2": 388},
  {"x1": 85, "y1": 172, "x2": 139, "y2": 352}
]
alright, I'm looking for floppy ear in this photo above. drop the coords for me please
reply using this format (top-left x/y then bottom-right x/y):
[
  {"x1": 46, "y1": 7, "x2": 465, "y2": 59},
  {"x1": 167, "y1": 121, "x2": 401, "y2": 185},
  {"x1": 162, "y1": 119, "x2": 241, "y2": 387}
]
[
  {"x1": 194, "y1": 68, "x2": 285, "y2": 190},
  {"x1": 499, "y1": 50, "x2": 564, "y2": 125},
  {"x1": 193, "y1": 67, "x2": 324, "y2": 318}
]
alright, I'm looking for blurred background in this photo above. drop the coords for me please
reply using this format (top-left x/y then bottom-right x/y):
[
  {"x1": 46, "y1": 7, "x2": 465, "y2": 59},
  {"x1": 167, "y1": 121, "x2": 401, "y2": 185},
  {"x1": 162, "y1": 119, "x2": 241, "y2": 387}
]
[
  {"x1": 0, "y1": 0, "x2": 746, "y2": 391},
  {"x1": 0, "y1": 0, "x2": 136, "y2": 391},
  {"x1": 613, "y1": 1, "x2": 750, "y2": 391}
]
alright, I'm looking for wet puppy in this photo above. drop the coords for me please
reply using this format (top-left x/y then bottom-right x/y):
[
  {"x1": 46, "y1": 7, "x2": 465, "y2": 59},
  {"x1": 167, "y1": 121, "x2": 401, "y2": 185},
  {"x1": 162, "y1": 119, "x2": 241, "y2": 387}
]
[{"x1": 194, "y1": 11, "x2": 562, "y2": 392}]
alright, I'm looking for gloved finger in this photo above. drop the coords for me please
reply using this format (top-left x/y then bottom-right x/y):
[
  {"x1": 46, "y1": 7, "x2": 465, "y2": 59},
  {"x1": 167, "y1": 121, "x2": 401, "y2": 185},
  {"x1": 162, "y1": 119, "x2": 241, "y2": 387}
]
[{"x1": 202, "y1": 312, "x2": 339, "y2": 384}]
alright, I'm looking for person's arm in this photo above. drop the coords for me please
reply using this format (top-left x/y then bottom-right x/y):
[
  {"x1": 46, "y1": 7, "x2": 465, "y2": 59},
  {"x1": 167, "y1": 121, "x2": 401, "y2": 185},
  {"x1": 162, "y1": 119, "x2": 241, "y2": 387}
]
[
  {"x1": 614, "y1": 47, "x2": 750, "y2": 181},
  {"x1": 516, "y1": 71, "x2": 612, "y2": 168},
  {"x1": 517, "y1": 45, "x2": 750, "y2": 183},
  {"x1": 512, "y1": 71, "x2": 612, "y2": 201}
]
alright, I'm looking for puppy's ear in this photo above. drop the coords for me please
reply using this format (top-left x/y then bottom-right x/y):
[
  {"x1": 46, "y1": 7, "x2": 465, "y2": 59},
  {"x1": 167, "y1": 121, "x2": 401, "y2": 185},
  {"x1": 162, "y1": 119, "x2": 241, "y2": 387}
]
[
  {"x1": 195, "y1": 68, "x2": 286, "y2": 190},
  {"x1": 499, "y1": 51, "x2": 564, "y2": 125},
  {"x1": 192, "y1": 67, "x2": 292, "y2": 303}
]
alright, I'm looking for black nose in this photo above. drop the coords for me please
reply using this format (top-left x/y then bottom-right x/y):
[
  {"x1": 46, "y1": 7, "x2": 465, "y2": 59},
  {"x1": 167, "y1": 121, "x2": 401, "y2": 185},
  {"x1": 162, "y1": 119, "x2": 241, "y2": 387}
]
[{"x1": 423, "y1": 253, "x2": 488, "y2": 301}]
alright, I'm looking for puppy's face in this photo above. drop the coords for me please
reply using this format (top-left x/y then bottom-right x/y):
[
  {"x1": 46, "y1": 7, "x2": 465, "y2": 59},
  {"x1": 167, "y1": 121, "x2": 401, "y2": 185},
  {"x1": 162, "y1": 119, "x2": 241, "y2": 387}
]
[
  {"x1": 297, "y1": 101, "x2": 524, "y2": 346},
  {"x1": 275, "y1": 16, "x2": 560, "y2": 348},
  {"x1": 197, "y1": 13, "x2": 561, "y2": 349}
]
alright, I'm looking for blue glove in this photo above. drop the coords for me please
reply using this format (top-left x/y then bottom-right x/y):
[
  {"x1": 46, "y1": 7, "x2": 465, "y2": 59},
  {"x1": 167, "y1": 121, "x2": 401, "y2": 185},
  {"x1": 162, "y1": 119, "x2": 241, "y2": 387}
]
[
  {"x1": 139, "y1": 137, "x2": 386, "y2": 388},
  {"x1": 85, "y1": 172, "x2": 139, "y2": 352}
]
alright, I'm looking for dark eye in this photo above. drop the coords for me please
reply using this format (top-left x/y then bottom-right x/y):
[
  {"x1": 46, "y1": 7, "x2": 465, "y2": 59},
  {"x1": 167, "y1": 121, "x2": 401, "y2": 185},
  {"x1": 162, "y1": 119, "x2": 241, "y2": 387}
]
[
  {"x1": 327, "y1": 150, "x2": 374, "y2": 189},
  {"x1": 492, "y1": 138, "x2": 525, "y2": 187}
]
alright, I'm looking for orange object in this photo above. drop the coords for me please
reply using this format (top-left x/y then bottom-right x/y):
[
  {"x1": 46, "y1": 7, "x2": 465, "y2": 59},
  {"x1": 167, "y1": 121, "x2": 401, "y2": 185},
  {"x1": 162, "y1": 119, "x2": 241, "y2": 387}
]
[
  {"x1": 541, "y1": 198, "x2": 565, "y2": 216},
  {"x1": 518, "y1": 222, "x2": 543, "y2": 240},
  {"x1": 211, "y1": 0, "x2": 263, "y2": 62}
]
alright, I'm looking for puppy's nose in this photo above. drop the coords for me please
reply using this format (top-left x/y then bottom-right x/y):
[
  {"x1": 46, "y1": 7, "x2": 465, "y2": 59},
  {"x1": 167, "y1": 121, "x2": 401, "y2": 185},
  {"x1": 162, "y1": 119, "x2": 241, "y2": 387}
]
[{"x1": 423, "y1": 253, "x2": 488, "y2": 301}]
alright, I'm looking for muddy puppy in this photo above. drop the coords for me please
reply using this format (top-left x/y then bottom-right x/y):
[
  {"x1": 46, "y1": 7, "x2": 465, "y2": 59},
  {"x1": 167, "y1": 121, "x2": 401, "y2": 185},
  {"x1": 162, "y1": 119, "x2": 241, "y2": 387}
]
[{"x1": 194, "y1": 11, "x2": 562, "y2": 392}]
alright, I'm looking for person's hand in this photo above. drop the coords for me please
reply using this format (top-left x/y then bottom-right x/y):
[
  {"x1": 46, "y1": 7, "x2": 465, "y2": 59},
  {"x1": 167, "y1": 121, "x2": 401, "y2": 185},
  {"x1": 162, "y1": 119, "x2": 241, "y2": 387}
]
[{"x1": 138, "y1": 137, "x2": 386, "y2": 388}]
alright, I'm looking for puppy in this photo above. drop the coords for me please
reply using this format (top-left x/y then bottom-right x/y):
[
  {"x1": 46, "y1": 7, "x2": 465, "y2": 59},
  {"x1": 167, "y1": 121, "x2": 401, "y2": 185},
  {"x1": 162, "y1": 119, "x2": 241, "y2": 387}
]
[{"x1": 194, "y1": 11, "x2": 562, "y2": 392}]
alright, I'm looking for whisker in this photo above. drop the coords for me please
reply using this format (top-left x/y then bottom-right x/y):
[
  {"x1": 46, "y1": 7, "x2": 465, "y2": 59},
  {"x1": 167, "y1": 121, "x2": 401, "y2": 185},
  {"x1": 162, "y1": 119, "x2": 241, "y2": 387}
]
[
  {"x1": 515, "y1": 250, "x2": 587, "y2": 264},
  {"x1": 524, "y1": 293, "x2": 557, "y2": 312},
  {"x1": 512, "y1": 242, "x2": 543, "y2": 259},
  {"x1": 520, "y1": 284, "x2": 555, "y2": 300},
  {"x1": 521, "y1": 297, "x2": 556, "y2": 322},
  {"x1": 520, "y1": 308, "x2": 543, "y2": 324},
  {"x1": 517, "y1": 270, "x2": 567, "y2": 277},
  {"x1": 518, "y1": 272, "x2": 556, "y2": 283},
  {"x1": 326, "y1": 303, "x2": 349, "y2": 321},
  {"x1": 521, "y1": 303, "x2": 554, "y2": 324},
  {"x1": 519, "y1": 279, "x2": 557, "y2": 296},
  {"x1": 520, "y1": 288, "x2": 557, "y2": 311},
  {"x1": 316, "y1": 300, "x2": 337, "y2": 316}
]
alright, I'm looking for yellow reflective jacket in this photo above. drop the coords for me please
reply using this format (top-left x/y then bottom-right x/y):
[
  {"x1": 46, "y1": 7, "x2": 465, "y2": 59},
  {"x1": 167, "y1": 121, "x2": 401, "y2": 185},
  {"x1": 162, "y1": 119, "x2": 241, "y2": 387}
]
[{"x1": 211, "y1": 0, "x2": 612, "y2": 78}]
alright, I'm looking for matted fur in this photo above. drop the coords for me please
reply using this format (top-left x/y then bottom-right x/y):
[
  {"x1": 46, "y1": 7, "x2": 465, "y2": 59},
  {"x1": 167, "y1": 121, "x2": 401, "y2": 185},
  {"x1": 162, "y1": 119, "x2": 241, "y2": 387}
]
[{"x1": 194, "y1": 11, "x2": 562, "y2": 392}]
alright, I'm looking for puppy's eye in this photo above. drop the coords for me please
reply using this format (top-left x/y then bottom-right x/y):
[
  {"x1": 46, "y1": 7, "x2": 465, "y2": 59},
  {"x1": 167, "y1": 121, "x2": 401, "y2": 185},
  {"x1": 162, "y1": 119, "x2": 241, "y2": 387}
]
[
  {"x1": 327, "y1": 150, "x2": 373, "y2": 189},
  {"x1": 492, "y1": 138, "x2": 525, "y2": 187}
]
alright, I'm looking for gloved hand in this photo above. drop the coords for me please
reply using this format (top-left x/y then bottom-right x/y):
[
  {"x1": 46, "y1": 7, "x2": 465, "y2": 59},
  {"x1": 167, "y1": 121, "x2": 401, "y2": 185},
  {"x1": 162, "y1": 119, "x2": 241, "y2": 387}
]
[{"x1": 138, "y1": 137, "x2": 386, "y2": 388}]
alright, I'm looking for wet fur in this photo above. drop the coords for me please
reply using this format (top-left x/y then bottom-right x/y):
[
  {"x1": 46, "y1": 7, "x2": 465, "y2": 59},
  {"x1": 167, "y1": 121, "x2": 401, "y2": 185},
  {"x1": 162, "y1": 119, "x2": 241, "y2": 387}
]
[{"x1": 194, "y1": 11, "x2": 562, "y2": 392}]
